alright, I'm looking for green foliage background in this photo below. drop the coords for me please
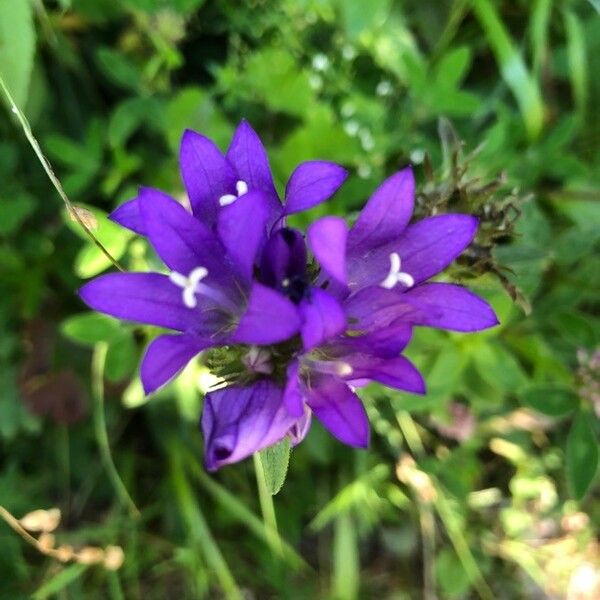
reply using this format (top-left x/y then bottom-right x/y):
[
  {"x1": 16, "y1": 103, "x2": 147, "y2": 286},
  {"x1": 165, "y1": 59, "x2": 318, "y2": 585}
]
[{"x1": 0, "y1": 0, "x2": 599, "y2": 598}]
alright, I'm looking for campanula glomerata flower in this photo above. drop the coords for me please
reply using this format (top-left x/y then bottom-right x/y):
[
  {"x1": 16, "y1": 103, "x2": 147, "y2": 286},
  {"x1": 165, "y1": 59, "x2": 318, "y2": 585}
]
[{"x1": 79, "y1": 121, "x2": 498, "y2": 471}]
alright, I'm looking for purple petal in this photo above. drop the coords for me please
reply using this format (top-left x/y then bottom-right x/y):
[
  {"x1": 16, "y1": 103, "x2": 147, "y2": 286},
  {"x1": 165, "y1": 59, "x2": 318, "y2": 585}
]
[
  {"x1": 79, "y1": 272, "x2": 201, "y2": 331},
  {"x1": 232, "y1": 283, "x2": 301, "y2": 344},
  {"x1": 260, "y1": 228, "x2": 307, "y2": 290},
  {"x1": 226, "y1": 120, "x2": 280, "y2": 206},
  {"x1": 344, "y1": 286, "x2": 409, "y2": 332},
  {"x1": 348, "y1": 167, "x2": 414, "y2": 250},
  {"x1": 299, "y1": 288, "x2": 346, "y2": 350},
  {"x1": 217, "y1": 190, "x2": 269, "y2": 281},
  {"x1": 348, "y1": 214, "x2": 478, "y2": 289},
  {"x1": 109, "y1": 197, "x2": 145, "y2": 235},
  {"x1": 288, "y1": 406, "x2": 312, "y2": 446},
  {"x1": 202, "y1": 380, "x2": 297, "y2": 471},
  {"x1": 399, "y1": 283, "x2": 499, "y2": 332},
  {"x1": 335, "y1": 323, "x2": 413, "y2": 358},
  {"x1": 180, "y1": 129, "x2": 237, "y2": 225},
  {"x1": 307, "y1": 216, "x2": 348, "y2": 286},
  {"x1": 284, "y1": 160, "x2": 348, "y2": 214},
  {"x1": 141, "y1": 333, "x2": 209, "y2": 394},
  {"x1": 346, "y1": 354, "x2": 425, "y2": 394},
  {"x1": 137, "y1": 187, "x2": 227, "y2": 278},
  {"x1": 283, "y1": 360, "x2": 304, "y2": 417},
  {"x1": 305, "y1": 376, "x2": 369, "y2": 448}
]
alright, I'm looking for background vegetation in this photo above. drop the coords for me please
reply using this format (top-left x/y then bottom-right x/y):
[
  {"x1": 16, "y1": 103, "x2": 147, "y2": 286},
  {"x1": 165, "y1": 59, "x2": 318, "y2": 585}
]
[{"x1": 0, "y1": 0, "x2": 599, "y2": 598}]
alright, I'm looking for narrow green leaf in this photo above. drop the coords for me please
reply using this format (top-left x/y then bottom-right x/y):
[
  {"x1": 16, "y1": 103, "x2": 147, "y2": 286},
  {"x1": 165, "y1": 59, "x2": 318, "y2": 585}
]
[
  {"x1": 472, "y1": 0, "x2": 544, "y2": 139},
  {"x1": 566, "y1": 410, "x2": 599, "y2": 500},
  {"x1": 333, "y1": 512, "x2": 360, "y2": 600},
  {"x1": 0, "y1": 0, "x2": 35, "y2": 108},
  {"x1": 258, "y1": 438, "x2": 291, "y2": 496},
  {"x1": 530, "y1": 0, "x2": 552, "y2": 78},
  {"x1": 563, "y1": 9, "x2": 588, "y2": 120},
  {"x1": 32, "y1": 564, "x2": 88, "y2": 600},
  {"x1": 520, "y1": 384, "x2": 578, "y2": 417}
]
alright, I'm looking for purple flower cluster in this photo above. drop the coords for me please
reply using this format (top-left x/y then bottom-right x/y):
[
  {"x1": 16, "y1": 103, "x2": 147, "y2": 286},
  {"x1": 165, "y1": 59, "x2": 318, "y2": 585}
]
[{"x1": 80, "y1": 121, "x2": 498, "y2": 470}]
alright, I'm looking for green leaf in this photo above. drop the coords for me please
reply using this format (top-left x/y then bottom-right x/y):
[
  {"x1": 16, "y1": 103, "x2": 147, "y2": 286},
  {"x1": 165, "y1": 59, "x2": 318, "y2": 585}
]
[
  {"x1": 258, "y1": 438, "x2": 291, "y2": 496},
  {"x1": 0, "y1": 194, "x2": 34, "y2": 234},
  {"x1": 435, "y1": 46, "x2": 472, "y2": 89},
  {"x1": 566, "y1": 410, "x2": 599, "y2": 500},
  {"x1": 32, "y1": 564, "x2": 88, "y2": 600},
  {"x1": 472, "y1": 0, "x2": 544, "y2": 139},
  {"x1": 96, "y1": 47, "x2": 141, "y2": 91},
  {"x1": 61, "y1": 312, "x2": 122, "y2": 346},
  {"x1": 0, "y1": 0, "x2": 35, "y2": 108},
  {"x1": 520, "y1": 384, "x2": 579, "y2": 417},
  {"x1": 105, "y1": 331, "x2": 137, "y2": 382},
  {"x1": 563, "y1": 9, "x2": 588, "y2": 120}
]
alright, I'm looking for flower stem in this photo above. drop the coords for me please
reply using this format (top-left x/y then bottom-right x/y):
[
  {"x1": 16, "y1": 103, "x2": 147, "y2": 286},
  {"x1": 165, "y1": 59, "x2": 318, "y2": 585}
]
[
  {"x1": 253, "y1": 453, "x2": 283, "y2": 557},
  {"x1": 0, "y1": 74, "x2": 123, "y2": 271},
  {"x1": 91, "y1": 343, "x2": 139, "y2": 518}
]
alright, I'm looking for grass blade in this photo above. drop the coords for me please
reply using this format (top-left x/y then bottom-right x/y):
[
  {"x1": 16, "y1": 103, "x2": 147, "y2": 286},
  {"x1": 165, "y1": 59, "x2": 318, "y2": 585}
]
[{"x1": 472, "y1": 0, "x2": 545, "y2": 140}]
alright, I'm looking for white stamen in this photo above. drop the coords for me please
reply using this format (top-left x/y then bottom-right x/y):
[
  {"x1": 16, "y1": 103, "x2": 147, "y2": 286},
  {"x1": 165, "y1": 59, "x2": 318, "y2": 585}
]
[
  {"x1": 305, "y1": 359, "x2": 353, "y2": 377},
  {"x1": 169, "y1": 266, "x2": 208, "y2": 308},
  {"x1": 380, "y1": 252, "x2": 414, "y2": 289},
  {"x1": 218, "y1": 179, "x2": 248, "y2": 207},
  {"x1": 218, "y1": 194, "x2": 237, "y2": 207},
  {"x1": 236, "y1": 180, "x2": 248, "y2": 196}
]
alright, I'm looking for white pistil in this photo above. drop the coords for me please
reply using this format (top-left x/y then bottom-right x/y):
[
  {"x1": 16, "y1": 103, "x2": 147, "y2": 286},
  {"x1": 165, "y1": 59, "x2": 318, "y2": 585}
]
[
  {"x1": 169, "y1": 266, "x2": 208, "y2": 308},
  {"x1": 380, "y1": 252, "x2": 414, "y2": 290},
  {"x1": 243, "y1": 346, "x2": 273, "y2": 375},
  {"x1": 218, "y1": 179, "x2": 248, "y2": 207}
]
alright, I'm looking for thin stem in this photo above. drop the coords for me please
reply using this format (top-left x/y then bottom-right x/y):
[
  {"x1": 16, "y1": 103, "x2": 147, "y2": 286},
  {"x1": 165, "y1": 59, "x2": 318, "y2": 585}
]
[
  {"x1": 0, "y1": 75, "x2": 123, "y2": 271},
  {"x1": 419, "y1": 504, "x2": 437, "y2": 600},
  {"x1": 170, "y1": 448, "x2": 242, "y2": 600},
  {"x1": 253, "y1": 453, "x2": 283, "y2": 557},
  {"x1": 91, "y1": 343, "x2": 139, "y2": 518}
]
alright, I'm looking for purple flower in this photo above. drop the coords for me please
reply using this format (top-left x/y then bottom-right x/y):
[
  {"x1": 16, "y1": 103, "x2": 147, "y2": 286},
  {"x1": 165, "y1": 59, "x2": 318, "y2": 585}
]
[{"x1": 78, "y1": 122, "x2": 498, "y2": 471}]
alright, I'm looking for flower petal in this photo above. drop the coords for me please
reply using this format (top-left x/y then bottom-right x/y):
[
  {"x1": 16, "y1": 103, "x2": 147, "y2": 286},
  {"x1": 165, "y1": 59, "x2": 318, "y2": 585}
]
[
  {"x1": 217, "y1": 190, "x2": 270, "y2": 281},
  {"x1": 335, "y1": 323, "x2": 413, "y2": 358},
  {"x1": 399, "y1": 283, "x2": 499, "y2": 331},
  {"x1": 179, "y1": 129, "x2": 237, "y2": 225},
  {"x1": 226, "y1": 120, "x2": 280, "y2": 207},
  {"x1": 260, "y1": 228, "x2": 307, "y2": 290},
  {"x1": 288, "y1": 406, "x2": 312, "y2": 446},
  {"x1": 305, "y1": 377, "x2": 369, "y2": 448},
  {"x1": 346, "y1": 354, "x2": 425, "y2": 394},
  {"x1": 140, "y1": 333, "x2": 209, "y2": 394},
  {"x1": 348, "y1": 214, "x2": 478, "y2": 289},
  {"x1": 348, "y1": 167, "x2": 414, "y2": 250},
  {"x1": 307, "y1": 216, "x2": 348, "y2": 286},
  {"x1": 284, "y1": 160, "x2": 348, "y2": 214},
  {"x1": 109, "y1": 197, "x2": 145, "y2": 235},
  {"x1": 202, "y1": 380, "x2": 296, "y2": 471},
  {"x1": 232, "y1": 283, "x2": 301, "y2": 344},
  {"x1": 138, "y1": 187, "x2": 227, "y2": 278},
  {"x1": 283, "y1": 360, "x2": 304, "y2": 417},
  {"x1": 79, "y1": 273, "x2": 201, "y2": 331},
  {"x1": 299, "y1": 288, "x2": 346, "y2": 350}
]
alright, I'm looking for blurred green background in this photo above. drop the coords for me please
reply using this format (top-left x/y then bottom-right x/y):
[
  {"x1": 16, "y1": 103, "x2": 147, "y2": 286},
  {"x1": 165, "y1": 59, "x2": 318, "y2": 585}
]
[{"x1": 1, "y1": 0, "x2": 599, "y2": 598}]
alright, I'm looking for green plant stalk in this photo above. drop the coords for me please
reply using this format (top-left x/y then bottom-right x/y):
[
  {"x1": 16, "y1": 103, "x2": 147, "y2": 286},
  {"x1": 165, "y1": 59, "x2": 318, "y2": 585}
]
[
  {"x1": 186, "y1": 456, "x2": 308, "y2": 570},
  {"x1": 91, "y1": 343, "x2": 139, "y2": 518},
  {"x1": 170, "y1": 449, "x2": 242, "y2": 600},
  {"x1": 0, "y1": 74, "x2": 123, "y2": 271},
  {"x1": 253, "y1": 453, "x2": 283, "y2": 557}
]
